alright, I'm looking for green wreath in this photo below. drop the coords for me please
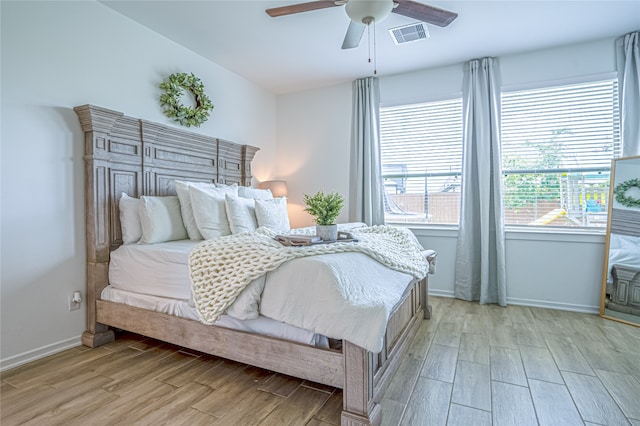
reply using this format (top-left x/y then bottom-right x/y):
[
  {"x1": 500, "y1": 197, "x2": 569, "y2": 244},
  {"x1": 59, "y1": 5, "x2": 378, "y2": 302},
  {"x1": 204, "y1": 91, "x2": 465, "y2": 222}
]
[
  {"x1": 614, "y1": 178, "x2": 640, "y2": 208},
  {"x1": 159, "y1": 73, "x2": 213, "y2": 127}
]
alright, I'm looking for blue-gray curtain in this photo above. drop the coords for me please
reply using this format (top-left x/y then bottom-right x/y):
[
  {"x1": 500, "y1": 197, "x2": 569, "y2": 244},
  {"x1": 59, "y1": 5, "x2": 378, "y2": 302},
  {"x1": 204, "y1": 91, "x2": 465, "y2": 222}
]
[
  {"x1": 454, "y1": 58, "x2": 507, "y2": 306},
  {"x1": 349, "y1": 77, "x2": 385, "y2": 225},
  {"x1": 616, "y1": 31, "x2": 640, "y2": 157}
]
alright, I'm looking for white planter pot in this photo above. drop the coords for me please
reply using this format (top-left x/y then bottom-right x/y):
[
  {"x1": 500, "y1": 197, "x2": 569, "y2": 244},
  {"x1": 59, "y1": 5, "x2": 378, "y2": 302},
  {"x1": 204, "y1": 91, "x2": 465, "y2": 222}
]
[{"x1": 316, "y1": 224, "x2": 338, "y2": 242}]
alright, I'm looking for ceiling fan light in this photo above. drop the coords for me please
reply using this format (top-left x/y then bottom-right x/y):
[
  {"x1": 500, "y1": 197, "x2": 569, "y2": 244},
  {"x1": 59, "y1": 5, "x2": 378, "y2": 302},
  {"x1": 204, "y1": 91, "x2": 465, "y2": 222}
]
[{"x1": 345, "y1": 0, "x2": 393, "y2": 24}]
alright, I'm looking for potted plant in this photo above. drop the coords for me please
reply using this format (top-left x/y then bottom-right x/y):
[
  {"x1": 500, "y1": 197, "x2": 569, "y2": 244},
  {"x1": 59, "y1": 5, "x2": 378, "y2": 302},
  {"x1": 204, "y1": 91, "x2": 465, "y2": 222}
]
[{"x1": 304, "y1": 190, "x2": 344, "y2": 241}]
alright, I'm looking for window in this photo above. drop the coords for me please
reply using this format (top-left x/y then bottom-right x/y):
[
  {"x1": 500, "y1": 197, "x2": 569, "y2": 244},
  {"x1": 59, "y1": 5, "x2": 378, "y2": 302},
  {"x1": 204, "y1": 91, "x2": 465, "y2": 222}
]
[
  {"x1": 501, "y1": 79, "x2": 620, "y2": 228},
  {"x1": 380, "y1": 78, "x2": 620, "y2": 230},
  {"x1": 380, "y1": 98, "x2": 463, "y2": 224},
  {"x1": 380, "y1": 79, "x2": 620, "y2": 227}
]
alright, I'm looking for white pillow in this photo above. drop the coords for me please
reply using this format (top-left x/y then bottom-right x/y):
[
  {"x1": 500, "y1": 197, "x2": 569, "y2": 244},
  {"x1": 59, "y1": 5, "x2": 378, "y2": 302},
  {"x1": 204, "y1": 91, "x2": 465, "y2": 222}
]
[
  {"x1": 119, "y1": 193, "x2": 142, "y2": 244},
  {"x1": 255, "y1": 197, "x2": 291, "y2": 233},
  {"x1": 238, "y1": 186, "x2": 273, "y2": 200},
  {"x1": 190, "y1": 185, "x2": 238, "y2": 239},
  {"x1": 174, "y1": 180, "x2": 216, "y2": 240},
  {"x1": 225, "y1": 194, "x2": 258, "y2": 234},
  {"x1": 138, "y1": 196, "x2": 188, "y2": 244}
]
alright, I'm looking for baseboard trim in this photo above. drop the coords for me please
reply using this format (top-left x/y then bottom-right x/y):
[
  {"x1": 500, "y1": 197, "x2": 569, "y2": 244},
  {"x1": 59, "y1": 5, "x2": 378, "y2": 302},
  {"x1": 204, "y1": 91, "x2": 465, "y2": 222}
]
[
  {"x1": 429, "y1": 289, "x2": 455, "y2": 298},
  {"x1": 507, "y1": 297, "x2": 599, "y2": 314},
  {"x1": 428, "y1": 290, "x2": 600, "y2": 314},
  {"x1": 0, "y1": 335, "x2": 82, "y2": 372}
]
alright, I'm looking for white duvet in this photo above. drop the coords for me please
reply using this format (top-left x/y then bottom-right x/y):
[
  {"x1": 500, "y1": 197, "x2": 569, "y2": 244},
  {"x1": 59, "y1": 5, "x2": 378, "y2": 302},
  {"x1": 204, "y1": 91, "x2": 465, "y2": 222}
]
[{"x1": 260, "y1": 252, "x2": 413, "y2": 353}]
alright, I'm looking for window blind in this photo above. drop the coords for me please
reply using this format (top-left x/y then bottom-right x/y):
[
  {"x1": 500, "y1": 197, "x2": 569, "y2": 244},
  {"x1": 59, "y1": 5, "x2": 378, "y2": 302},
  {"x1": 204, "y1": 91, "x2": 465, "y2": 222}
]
[
  {"x1": 501, "y1": 79, "x2": 620, "y2": 227},
  {"x1": 380, "y1": 98, "x2": 463, "y2": 224}
]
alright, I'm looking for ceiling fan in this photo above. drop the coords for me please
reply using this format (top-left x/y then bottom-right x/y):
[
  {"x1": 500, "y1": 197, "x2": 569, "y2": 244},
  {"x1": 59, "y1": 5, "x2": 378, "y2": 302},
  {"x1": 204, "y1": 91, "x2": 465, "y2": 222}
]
[{"x1": 266, "y1": 0, "x2": 457, "y2": 49}]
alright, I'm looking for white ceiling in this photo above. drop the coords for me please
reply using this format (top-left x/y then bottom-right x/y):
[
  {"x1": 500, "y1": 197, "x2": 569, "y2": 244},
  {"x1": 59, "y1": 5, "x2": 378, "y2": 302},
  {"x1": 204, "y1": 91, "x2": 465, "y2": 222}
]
[{"x1": 101, "y1": 0, "x2": 640, "y2": 94}]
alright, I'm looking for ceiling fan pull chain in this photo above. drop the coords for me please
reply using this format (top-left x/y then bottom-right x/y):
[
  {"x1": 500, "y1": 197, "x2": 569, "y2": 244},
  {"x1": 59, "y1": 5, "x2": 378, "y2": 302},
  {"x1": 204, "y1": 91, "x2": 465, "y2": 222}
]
[
  {"x1": 373, "y1": 22, "x2": 377, "y2": 75},
  {"x1": 365, "y1": 19, "x2": 377, "y2": 75},
  {"x1": 367, "y1": 23, "x2": 372, "y2": 65}
]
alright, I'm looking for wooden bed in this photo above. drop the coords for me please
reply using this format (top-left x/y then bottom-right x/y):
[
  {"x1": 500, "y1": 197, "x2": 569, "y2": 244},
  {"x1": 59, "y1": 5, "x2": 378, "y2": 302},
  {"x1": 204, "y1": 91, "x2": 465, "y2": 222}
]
[{"x1": 74, "y1": 104, "x2": 434, "y2": 426}]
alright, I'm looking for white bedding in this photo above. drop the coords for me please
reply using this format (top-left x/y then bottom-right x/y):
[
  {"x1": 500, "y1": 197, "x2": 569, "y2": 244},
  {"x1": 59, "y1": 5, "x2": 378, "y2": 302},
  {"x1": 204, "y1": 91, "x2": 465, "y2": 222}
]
[
  {"x1": 101, "y1": 286, "x2": 328, "y2": 347},
  {"x1": 260, "y1": 252, "x2": 413, "y2": 352},
  {"x1": 109, "y1": 225, "x2": 420, "y2": 353},
  {"x1": 109, "y1": 240, "x2": 196, "y2": 301},
  {"x1": 109, "y1": 240, "x2": 265, "y2": 318}
]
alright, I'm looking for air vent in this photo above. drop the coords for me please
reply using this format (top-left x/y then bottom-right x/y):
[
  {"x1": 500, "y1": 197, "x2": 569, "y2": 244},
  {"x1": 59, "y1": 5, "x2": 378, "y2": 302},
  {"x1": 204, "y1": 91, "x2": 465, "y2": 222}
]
[{"x1": 389, "y1": 23, "x2": 429, "y2": 45}]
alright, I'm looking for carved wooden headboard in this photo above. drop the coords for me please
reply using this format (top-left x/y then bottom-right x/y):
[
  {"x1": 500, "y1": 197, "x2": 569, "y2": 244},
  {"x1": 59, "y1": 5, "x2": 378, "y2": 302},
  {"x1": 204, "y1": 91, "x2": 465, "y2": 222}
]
[{"x1": 74, "y1": 104, "x2": 259, "y2": 346}]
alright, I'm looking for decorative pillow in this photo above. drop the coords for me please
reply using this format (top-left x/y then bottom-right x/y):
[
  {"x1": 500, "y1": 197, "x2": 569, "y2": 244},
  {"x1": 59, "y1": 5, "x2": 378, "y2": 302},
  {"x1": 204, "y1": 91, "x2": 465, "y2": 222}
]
[
  {"x1": 138, "y1": 195, "x2": 188, "y2": 244},
  {"x1": 119, "y1": 193, "x2": 142, "y2": 244},
  {"x1": 238, "y1": 186, "x2": 273, "y2": 200},
  {"x1": 174, "y1": 180, "x2": 216, "y2": 240},
  {"x1": 225, "y1": 194, "x2": 258, "y2": 234},
  {"x1": 190, "y1": 185, "x2": 238, "y2": 239},
  {"x1": 255, "y1": 197, "x2": 291, "y2": 233}
]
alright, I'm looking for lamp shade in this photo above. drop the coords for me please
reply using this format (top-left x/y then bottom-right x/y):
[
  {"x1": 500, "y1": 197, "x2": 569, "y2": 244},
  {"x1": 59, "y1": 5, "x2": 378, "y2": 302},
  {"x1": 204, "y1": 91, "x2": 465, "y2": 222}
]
[
  {"x1": 258, "y1": 180, "x2": 288, "y2": 198},
  {"x1": 345, "y1": 0, "x2": 393, "y2": 24}
]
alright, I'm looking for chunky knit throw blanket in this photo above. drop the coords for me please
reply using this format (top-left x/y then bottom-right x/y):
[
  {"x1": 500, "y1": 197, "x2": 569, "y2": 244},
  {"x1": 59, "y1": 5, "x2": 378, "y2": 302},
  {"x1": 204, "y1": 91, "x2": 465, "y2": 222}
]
[{"x1": 189, "y1": 225, "x2": 428, "y2": 325}]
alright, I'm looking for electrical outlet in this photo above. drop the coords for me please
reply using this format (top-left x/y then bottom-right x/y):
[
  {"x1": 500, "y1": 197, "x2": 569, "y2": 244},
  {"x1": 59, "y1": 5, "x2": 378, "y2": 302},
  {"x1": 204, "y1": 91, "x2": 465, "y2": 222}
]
[{"x1": 68, "y1": 295, "x2": 81, "y2": 311}]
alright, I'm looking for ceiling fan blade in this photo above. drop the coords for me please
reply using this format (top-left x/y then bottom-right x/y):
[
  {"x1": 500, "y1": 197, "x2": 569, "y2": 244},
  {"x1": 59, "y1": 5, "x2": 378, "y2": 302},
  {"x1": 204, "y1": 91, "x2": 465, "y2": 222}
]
[
  {"x1": 392, "y1": 0, "x2": 457, "y2": 27},
  {"x1": 266, "y1": 1, "x2": 339, "y2": 17},
  {"x1": 342, "y1": 21, "x2": 366, "y2": 49}
]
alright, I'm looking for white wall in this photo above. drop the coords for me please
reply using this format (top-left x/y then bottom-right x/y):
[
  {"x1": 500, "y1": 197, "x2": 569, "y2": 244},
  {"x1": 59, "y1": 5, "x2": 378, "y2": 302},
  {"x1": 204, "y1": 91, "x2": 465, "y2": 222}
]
[
  {"x1": 276, "y1": 37, "x2": 618, "y2": 313},
  {"x1": 416, "y1": 229, "x2": 605, "y2": 313},
  {"x1": 276, "y1": 82, "x2": 353, "y2": 227},
  {"x1": 0, "y1": 1, "x2": 277, "y2": 369}
]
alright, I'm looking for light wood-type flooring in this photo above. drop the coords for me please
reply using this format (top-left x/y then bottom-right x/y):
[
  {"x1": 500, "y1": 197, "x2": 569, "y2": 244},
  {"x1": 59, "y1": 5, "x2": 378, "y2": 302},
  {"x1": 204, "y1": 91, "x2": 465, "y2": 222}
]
[{"x1": 2, "y1": 296, "x2": 640, "y2": 425}]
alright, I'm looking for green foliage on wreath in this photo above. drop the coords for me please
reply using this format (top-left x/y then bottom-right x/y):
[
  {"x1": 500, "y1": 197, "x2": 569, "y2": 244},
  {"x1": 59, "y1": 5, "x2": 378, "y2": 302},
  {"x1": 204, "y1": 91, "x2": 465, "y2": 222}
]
[
  {"x1": 304, "y1": 191, "x2": 344, "y2": 226},
  {"x1": 159, "y1": 73, "x2": 213, "y2": 127},
  {"x1": 614, "y1": 178, "x2": 640, "y2": 208}
]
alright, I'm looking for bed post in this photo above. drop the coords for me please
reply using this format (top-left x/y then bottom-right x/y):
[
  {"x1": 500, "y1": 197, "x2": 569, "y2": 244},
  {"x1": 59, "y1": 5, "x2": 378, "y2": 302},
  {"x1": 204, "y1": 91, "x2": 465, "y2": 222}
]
[
  {"x1": 342, "y1": 341, "x2": 382, "y2": 426},
  {"x1": 83, "y1": 264, "x2": 114, "y2": 348},
  {"x1": 75, "y1": 104, "x2": 142, "y2": 347}
]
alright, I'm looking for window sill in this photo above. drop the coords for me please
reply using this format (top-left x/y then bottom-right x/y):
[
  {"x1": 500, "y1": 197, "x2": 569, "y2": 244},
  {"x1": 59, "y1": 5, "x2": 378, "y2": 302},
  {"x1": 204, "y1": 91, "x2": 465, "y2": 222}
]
[{"x1": 390, "y1": 222, "x2": 606, "y2": 243}]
